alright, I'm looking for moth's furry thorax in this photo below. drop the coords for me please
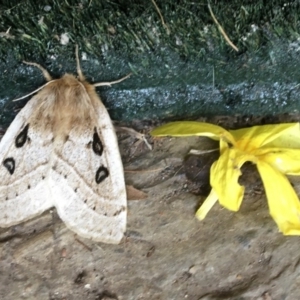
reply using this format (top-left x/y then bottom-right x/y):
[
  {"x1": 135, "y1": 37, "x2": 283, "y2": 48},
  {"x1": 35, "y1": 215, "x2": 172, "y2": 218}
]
[{"x1": 34, "y1": 74, "x2": 101, "y2": 135}]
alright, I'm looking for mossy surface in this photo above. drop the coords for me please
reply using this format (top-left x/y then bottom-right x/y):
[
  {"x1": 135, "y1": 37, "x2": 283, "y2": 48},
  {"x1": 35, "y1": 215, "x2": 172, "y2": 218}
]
[{"x1": 0, "y1": 0, "x2": 300, "y2": 124}]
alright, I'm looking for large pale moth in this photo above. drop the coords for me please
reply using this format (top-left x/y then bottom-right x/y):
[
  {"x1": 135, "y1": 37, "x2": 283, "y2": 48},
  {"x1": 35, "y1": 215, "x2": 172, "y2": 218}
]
[{"x1": 0, "y1": 46, "x2": 129, "y2": 244}]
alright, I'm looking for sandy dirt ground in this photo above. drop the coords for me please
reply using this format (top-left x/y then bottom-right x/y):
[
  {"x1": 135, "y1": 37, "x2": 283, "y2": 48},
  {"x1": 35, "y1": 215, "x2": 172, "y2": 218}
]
[{"x1": 1, "y1": 114, "x2": 300, "y2": 300}]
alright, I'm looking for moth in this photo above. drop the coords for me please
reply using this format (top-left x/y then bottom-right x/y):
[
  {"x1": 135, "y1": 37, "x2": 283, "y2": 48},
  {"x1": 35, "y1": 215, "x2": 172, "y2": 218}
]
[{"x1": 0, "y1": 46, "x2": 129, "y2": 244}]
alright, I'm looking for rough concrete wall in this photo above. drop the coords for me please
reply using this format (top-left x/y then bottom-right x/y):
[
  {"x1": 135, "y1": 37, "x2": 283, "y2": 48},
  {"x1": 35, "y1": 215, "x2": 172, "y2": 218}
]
[{"x1": 1, "y1": 0, "x2": 300, "y2": 124}]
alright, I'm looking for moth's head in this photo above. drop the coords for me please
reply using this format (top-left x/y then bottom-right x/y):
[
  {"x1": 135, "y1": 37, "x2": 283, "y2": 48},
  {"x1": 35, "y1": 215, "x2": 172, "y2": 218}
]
[
  {"x1": 63, "y1": 73, "x2": 96, "y2": 92},
  {"x1": 45, "y1": 74, "x2": 95, "y2": 97},
  {"x1": 60, "y1": 73, "x2": 82, "y2": 84}
]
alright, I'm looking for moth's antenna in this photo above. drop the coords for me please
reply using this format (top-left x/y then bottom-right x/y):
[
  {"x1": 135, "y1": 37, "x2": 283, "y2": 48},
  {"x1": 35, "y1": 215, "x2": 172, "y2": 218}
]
[
  {"x1": 14, "y1": 60, "x2": 54, "y2": 101},
  {"x1": 23, "y1": 61, "x2": 52, "y2": 82},
  {"x1": 75, "y1": 44, "x2": 85, "y2": 81},
  {"x1": 75, "y1": 44, "x2": 131, "y2": 86},
  {"x1": 13, "y1": 81, "x2": 53, "y2": 102}
]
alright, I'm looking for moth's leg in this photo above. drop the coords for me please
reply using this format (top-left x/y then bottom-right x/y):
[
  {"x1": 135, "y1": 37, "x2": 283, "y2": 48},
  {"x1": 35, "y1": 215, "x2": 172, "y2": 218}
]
[{"x1": 115, "y1": 126, "x2": 152, "y2": 150}]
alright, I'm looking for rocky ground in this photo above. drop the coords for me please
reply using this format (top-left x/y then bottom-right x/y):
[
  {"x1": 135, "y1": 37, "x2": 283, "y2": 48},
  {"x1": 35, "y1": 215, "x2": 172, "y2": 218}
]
[{"x1": 1, "y1": 114, "x2": 300, "y2": 300}]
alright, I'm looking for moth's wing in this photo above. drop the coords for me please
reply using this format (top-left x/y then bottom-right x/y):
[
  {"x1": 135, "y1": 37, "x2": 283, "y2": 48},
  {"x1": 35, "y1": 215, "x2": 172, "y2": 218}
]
[
  {"x1": 0, "y1": 95, "x2": 54, "y2": 227},
  {"x1": 51, "y1": 101, "x2": 126, "y2": 244}
]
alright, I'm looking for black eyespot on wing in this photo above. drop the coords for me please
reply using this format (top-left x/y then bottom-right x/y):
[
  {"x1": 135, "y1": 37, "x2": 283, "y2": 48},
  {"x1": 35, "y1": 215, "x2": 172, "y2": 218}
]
[
  {"x1": 15, "y1": 124, "x2": 29, "y2": 148},
  {"x1": 95, "y1": 166, "x2": 109, "y2": 184},
  {"x1": 3, "y1": 158, "x2": 15, "y2": 175},
  {"x1": 92, "y1": 128, "x2": 103, "y2": 156}
]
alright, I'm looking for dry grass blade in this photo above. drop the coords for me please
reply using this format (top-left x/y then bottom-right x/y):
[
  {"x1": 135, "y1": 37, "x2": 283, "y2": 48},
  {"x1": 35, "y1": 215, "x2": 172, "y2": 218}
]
[{"x1": 207, "y1": 3, "x2": 239, "y2": 52}]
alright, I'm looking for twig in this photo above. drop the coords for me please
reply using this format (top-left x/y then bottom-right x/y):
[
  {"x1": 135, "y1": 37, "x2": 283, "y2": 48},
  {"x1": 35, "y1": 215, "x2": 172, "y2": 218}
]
[
  {"x1": 212, "y1": 66, "x2": 215, "y2": 90},
  {"x1": 189, "y1": 148, "x2": 218, "y2": 155},
  {"x1": 75, "y1": 237, "x2": 92, "y2": 251},
  {"x1": 151, "y1": 0, "x2": 170, "y2": 34},
  {"x1": 125, "y1": 167, "x2": 165, "y2": 173},
  {"x1": 207, "y1": 3, "x2": 239, "y2": 52},
  {"x1": 116, "y1": 126, "x2": 152, "y2": 150}
]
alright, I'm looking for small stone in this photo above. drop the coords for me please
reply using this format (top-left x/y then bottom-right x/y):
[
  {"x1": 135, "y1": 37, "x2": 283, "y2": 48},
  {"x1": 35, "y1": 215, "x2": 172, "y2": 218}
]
[
  {"x1": 60, "y1": 33, "x2": 69, "y2": 45},
  {"x1": 44, "y1": 5, "x2": 51, "y2": 12}
]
